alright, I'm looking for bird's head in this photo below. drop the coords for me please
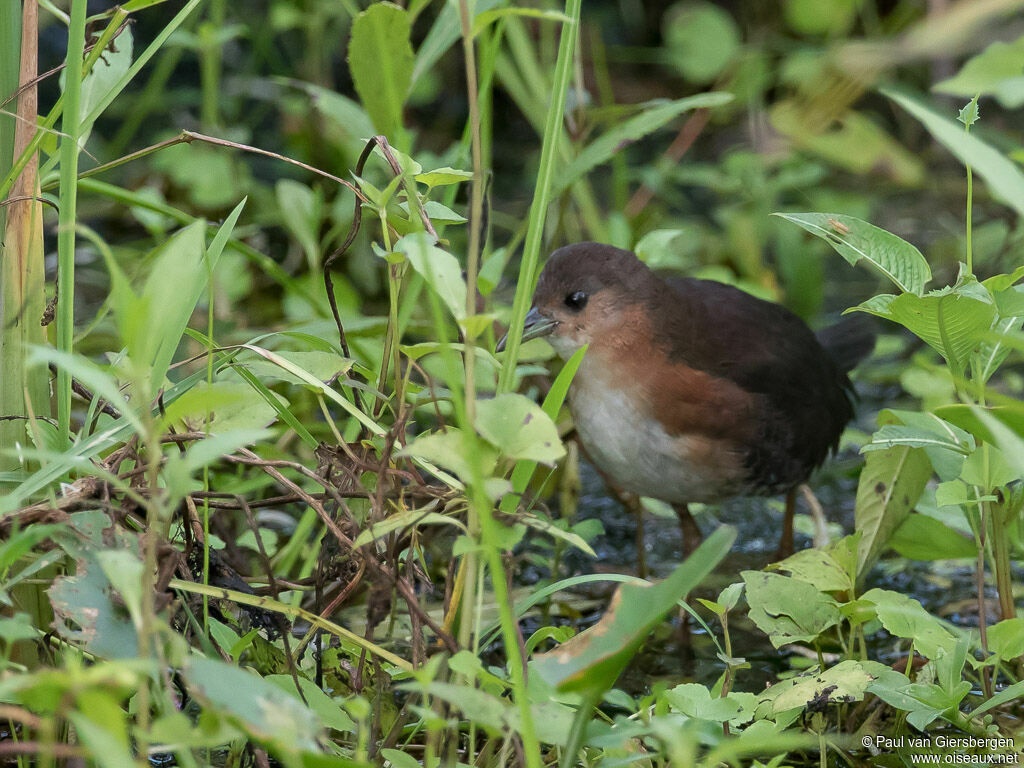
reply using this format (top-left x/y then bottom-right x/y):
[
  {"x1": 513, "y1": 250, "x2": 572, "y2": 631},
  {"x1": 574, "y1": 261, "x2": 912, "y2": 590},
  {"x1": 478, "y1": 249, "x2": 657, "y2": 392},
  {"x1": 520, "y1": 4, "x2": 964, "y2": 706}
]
[{"x1": 507, "y1": 242, "x2": 657, "y2": 359}]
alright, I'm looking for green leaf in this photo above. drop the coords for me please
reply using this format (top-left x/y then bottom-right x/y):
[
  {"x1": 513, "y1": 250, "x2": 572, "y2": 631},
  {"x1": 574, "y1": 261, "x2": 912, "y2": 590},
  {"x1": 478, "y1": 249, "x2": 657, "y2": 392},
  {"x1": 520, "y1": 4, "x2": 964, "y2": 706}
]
[
  {"x1": 532, "y1": 526, "x2": 734, "y2": 697},
  {"x1": 972, "y1": 679, "x2": 1024, "y2": 717},
  {"x1": 662, "y1": 2, "x2": 740, "y2": 83},
  {"x1": 957, "y1": 96, "x2": 980, "y2": 128},
  {"x1": 162, "y1": 381, "x2": 283, "y2": 433},
  {"x1": 854, "y1": 412, "x2": 933, "y2": 580},
  {"x1": 76, "y1": 26, "x2": 133, "y2": 141},
  {"x1": 400, "y1": 428, "x2": 494, "y2": 482},
  {"x1": 475, "y1": 393, "x2": 565, "y2": 464},
  {"x1": 741, "y1": 571, "x2": 842, "y2": 648},
  {"x1": 884, "y1": 89, "x2": 1024, "y2": 219},
  {"x1": 934, "y1": 36, "x2": 1024, "y2": 110},
  {"x1": 888, "y1": 513, "x2": 976, "y2": 561},
  {"x1": 769, "y1": 539, "x2": 855, "y2": 594},
  {"x1": 241, "y1": 350, "x2": 353, "y2": 386},
  {"x1": 398, "y1": 199, "x2": 466, "y2": 224},
  {"x1": 48, "y1": 518, "x2": 140, "y2": 659},
  {"x1": 352, "y1": 502, "x2": 466, "y2": 548},
  {"x1": 395, "y1": 232, "x2": 467, "y2": 320},
  {"x1": 183, "y1": 656, "x2": 323, "y2": 753},
  {"x1": 347, "y1": 2, "x2": 414, "y2": 141},
  {"x1": 860, "y1": 588, "x2": 958, "y2": 659},
  {"x1": 758, "y1": 660, "x2": 889, "y2": 716},
  {"x1": 553, "y1": 94, "x2": 733, "y2": 198},
  {"x1": 502, "y1": 344, "x2": 588, "y2": 513},
  {"x1": 265, "y1": 675, "x2": 356, "y2": 733},
  {"x1": 772, "y1": 212, "x2": 930, "y2": 295},
  {"x1": 667, "y1": 683, "x2": 757, "y2": 726},
  {"x1": 414, "y1": 166, "x2": 473, "y2": 188},
  {"x1": 855, "y1": 287, "x2": 996, "y2": 371},
  {"x1": 986, "y1": 618, "x2": 1024, "y2": 662},
  {"x1": 862, "y1": 410, "x2": 975, "y2": 481}
]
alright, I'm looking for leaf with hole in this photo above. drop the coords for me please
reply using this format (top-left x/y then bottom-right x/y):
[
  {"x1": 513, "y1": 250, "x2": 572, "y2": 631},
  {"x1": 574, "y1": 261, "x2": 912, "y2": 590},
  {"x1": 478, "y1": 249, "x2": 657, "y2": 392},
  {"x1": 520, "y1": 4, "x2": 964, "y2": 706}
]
[{"x1": 773, "y1": 212, "x2": 929, "y2": 295}]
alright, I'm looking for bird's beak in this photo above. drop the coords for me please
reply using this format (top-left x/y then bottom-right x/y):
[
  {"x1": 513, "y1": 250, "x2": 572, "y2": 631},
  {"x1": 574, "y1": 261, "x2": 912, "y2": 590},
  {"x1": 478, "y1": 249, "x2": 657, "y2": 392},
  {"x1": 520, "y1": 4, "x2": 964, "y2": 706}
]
[{"x1": 496, "y1": 307, "x2": 558, "y2": 353}]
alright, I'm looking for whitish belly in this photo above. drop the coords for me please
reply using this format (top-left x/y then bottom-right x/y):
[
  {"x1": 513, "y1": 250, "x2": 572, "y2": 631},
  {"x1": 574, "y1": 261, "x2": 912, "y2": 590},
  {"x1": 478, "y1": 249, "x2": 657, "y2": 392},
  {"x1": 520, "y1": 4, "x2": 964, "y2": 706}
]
[{"x1": 570, "y1": 381, "x2": 740, "y2": 504}]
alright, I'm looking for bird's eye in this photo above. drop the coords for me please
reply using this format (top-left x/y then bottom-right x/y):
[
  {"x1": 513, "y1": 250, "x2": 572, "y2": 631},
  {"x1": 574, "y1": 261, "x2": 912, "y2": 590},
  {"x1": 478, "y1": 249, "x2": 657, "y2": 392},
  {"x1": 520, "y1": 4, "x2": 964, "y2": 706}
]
[{"x1": 564, "y1": 291, "x2": 588, "y2": 311}]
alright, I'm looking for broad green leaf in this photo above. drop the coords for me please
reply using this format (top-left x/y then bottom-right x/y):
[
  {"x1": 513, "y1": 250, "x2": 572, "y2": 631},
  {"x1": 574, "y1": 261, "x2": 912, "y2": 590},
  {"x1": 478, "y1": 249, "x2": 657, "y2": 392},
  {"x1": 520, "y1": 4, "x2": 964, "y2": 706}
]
[
  {"x1": 758, "y1": 660, "x2": 889, "y2": 716},
  {"x1": 475, "y1": 393, "x2": 565, "y2": 464},
  {"x1": 0, "y1": 614, "x2": 38, "y2": 644},
  {"x1": 162, "y1": 381, "x2": 283, "y2": 433},
  {"x1": 502, "y1": 344, "x2": 588, "y2": 513},
  {"x1": 884, "y1": 89, "x2": 1024, "y2": 219},
  {"x1": 741, "y1": 571, "x2": 842, "y2": 648},
  {"x1": 854, "y1": 411, "x2": 932, "y2": 581},
  {"x1": 855, "y1": 288, "x2": 996, "y2": 371},
  {"x1": 395, "y1": 232, "x2": 467, "y2": 320},
  {"x1": 76, "y1": 26, "x2": 133, "y2": 141},
  {"x1": 862, "y1": 410, "x2": 975, "y2": 480},
  {"x1": 769, "y1": 539, "x2": 855, "y2": 594},
  {"x1": 183, "y1": 656, "x2": 323, "y2": 752},
  {"x1": 772, "y1": 213, "x2": 930, "y2": 295},
  {"x1": 888, "y1": 513, "x2": 976, "y2": 561},
  {"x1": 399, "y1": 428, "x2": 495, "y2": 482},
  {"x1": 347, "y1": 2, "x2": 413, "y2": 141},
  {"x1": 48, "y1": 516, "x2": 140, "y2": 659},
  {"x1": 552, "y1": 93, "x2": 733, "y2": 197},
  {"x1": 663, "y1": 2, "x2": 740, "y2": 83},
  {"x1": 667, "y1": 683, "x2": 757, "y2": 726},
  {"x1": 414, "y1": 166, "x2": 473, "y2": 188},
  {"x1": 984, "y1": 618, "x2": 1024, "y2": 662},
  {"x1": 860, "y1": 588, "x2": 958, "y2": 659},
  {"x1": 147, "y1": 201, "x2": 244, "y2": 394},
  {"x1": 934, "y1": 36, "x2": 1024, "y2": 109},
  {"x1": 397, "y1": 200, "x2": 466, "y2": 224},
  {"x1": 532, "y1": 526, "x2": 734, "y2": 697},
  {"x1": 95, "y1": 551, "x2": 144, "y2": 626},
  {"x1": 265, "y1": 675, "x2": 356, "y2": 733}
]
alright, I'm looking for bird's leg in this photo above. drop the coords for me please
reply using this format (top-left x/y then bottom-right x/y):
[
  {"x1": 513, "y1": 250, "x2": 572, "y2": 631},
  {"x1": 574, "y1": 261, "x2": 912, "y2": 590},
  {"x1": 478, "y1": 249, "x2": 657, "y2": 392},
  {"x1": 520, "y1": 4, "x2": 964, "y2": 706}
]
[
  {"x1": 800, "y1": 484, "x2": 830, "y2": 548},
  {"x1": 634, "y1": 503, "x2": 648, "y2": 579},
  {"x1": 673, "y1": 503, "x2": 703, "y2": 558},
  {"x1": 775, "y1": 488, "x2": 797, "y2": 560}
]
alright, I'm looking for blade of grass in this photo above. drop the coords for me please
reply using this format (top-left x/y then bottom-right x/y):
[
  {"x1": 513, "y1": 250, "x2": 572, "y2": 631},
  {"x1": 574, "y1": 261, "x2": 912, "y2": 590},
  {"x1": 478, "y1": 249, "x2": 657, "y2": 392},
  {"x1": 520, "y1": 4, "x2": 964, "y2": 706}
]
[
  {"x1": 497, "y1": 0, "x2": 582, "y2": 393},
  {"x1": 55, "y1": 0, "x2": 89, "y2": 445}
]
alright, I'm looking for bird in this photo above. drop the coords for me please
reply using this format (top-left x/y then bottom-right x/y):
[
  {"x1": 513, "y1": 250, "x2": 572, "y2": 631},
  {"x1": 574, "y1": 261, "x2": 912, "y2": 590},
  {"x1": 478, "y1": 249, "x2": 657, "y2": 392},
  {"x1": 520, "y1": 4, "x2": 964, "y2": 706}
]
[{"x1": 505, "y1": 241, "x2": 875, "y2": 560}]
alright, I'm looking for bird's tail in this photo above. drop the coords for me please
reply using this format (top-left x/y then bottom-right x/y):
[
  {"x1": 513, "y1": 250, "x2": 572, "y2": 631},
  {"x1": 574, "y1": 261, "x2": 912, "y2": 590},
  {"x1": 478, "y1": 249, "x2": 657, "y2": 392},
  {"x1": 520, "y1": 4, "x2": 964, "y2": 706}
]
[{"x1": 816, "y1": 315, "x2": 876, "y2": 373}]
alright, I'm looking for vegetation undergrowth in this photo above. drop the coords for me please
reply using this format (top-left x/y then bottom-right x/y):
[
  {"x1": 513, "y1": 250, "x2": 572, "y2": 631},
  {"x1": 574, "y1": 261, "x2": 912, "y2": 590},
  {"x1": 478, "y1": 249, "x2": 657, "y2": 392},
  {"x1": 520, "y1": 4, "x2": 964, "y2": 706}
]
[{"x1": 0, "y1": 1, "x2": 1023, "y2": 767}]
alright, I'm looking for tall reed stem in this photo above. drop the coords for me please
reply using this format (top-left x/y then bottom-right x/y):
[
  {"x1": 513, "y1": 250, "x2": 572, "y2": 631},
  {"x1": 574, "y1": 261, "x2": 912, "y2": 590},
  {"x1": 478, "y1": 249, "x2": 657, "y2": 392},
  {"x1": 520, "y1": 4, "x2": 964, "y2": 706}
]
[
  {"x1": 55, "y1": 1, "x2": 88, "y2": 444},
  {"x1": 497, "y1": 0, "x2": 582, "y2": 393}
]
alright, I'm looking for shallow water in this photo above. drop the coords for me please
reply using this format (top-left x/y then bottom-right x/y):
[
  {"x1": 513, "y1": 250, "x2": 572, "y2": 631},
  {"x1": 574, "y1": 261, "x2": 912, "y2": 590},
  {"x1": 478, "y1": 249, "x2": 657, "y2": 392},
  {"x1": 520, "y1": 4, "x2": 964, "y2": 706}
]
[{"x1": 544, "y1": 454, "x2": 1000, "y2": 697}]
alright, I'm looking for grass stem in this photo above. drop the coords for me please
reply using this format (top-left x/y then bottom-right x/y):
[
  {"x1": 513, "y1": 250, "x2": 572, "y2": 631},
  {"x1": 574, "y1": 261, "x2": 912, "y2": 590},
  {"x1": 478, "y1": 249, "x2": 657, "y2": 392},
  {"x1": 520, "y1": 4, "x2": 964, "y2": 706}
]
[{"x1": 55, "y1": 0, "x2": 89, "y2": 444}]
